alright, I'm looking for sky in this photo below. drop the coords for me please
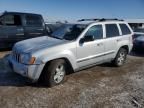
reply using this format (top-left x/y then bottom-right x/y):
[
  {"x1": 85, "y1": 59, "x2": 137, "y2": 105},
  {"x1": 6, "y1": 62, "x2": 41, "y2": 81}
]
[{"x1": 0, "y1": 0, "x2": 144, "y2": 22}]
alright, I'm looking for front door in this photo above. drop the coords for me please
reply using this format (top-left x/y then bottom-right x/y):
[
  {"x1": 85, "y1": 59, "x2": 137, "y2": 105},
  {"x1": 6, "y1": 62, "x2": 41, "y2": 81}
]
[
  {"x1": 77, "y1": 24, "x2": 104, "y2": 68},
  {"x1": 1, "y1": 14, "x2": 24, "y2": 47}
]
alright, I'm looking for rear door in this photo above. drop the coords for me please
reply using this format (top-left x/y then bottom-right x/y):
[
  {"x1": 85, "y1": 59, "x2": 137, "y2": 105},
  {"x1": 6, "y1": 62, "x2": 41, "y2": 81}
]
[
  {"x1": 24, "y1": 14, "x2": 45, "y2": 39},
  {"x1": 119, "y1": 23, "x2": 133, "y2": 52},
  {"x1": 1, "y1": 14, "x2": 24, "y2": 47},
  {"x1": 103, "y1": 23, "x2": 121, "y2": 60}
]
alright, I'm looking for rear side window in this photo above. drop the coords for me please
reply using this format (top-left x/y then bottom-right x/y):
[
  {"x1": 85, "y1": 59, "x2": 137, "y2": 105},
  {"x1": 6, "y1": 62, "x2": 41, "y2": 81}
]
[
  {"x1": 26, "y1": 15, "x2": 42, "y2": 26},
  {"x1": 120, "y1": 24, "x2": 131, "y2": 35},
  {"x1": 106, "y1": 24, "x2": 120, "y2": 38},
  {"x1": 85, "y1": 25, "x2": 103, "y2": 40}
]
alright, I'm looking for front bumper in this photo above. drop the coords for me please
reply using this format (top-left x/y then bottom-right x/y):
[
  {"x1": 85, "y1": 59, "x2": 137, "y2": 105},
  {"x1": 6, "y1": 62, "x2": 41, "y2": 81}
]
[{"x1": 8, "y1": 55, "x2": 45, "y2": 82}]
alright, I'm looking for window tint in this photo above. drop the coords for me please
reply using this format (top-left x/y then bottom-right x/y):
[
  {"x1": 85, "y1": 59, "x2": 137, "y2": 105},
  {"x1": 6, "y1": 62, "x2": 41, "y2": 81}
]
[
  {"x1": 52, "y1": 24, "x2": 87, "y2": 40},
  {"x1": 2, "y1": 15, "x2": 22, "y2": 26},
  {"x1": 120, "y1": 24, "x2": 131, "y2": 35},
  {"x1": 26, "y1": 15, "x2": 42, "y2": 26},
  {"x1": 106, "y1": 24, "x2": 120, "y2": 38},
  {"x1": 85, "y1": 25, "x2": 103, "y2": 39}
]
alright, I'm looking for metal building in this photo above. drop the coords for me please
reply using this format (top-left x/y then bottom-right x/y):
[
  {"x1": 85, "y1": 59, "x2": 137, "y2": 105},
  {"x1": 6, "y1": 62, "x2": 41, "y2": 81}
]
[{"x1": 125, "y1": 19, "x2": 144, "y2": 29}]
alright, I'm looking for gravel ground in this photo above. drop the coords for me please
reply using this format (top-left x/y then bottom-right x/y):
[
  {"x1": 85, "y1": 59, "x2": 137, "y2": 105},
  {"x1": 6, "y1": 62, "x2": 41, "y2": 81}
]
[{"x1": 0, "y1": 51, "x2": 144, "y2": 108}]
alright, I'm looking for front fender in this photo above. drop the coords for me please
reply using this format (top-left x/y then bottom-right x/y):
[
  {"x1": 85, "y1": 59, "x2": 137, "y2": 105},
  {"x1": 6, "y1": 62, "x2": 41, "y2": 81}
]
[{"x1": 41, "y1": 50, "x2": 77, "y2": 70}]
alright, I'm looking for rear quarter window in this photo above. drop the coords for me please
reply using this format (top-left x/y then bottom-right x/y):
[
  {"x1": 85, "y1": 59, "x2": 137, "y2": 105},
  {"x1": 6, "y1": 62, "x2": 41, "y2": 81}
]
[
  {"x1": 120, "y1": 24, "x2": 131, "y2": 35},
  {"x1": 106, "y1": 24, "x2": 120, "y2": 38}
]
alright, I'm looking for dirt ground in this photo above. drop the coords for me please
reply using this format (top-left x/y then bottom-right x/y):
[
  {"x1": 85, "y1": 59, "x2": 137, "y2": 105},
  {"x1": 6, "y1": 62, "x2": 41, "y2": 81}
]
[{"x1": 0, "y1": 51, "x2": 144, "y2": 108}]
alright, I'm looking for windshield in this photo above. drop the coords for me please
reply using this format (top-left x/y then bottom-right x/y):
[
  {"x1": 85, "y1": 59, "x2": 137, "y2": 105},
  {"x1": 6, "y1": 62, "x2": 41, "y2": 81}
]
[{"x1": 51, "y1": 24, "x2": 87, "y2": 40}]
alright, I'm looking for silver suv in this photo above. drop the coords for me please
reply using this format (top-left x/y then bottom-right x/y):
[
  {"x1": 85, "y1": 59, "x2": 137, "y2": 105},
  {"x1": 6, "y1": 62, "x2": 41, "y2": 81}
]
[{"x1": 8, "y1": 19, "x2": 133, "y2": 87}]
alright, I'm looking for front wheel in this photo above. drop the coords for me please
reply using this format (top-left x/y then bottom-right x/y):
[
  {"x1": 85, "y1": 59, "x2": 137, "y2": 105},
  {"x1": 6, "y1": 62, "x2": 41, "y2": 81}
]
[
  {"x1": 41, "y1": 59, "x2": 66, "y2": 87},
  {"x1": 113, "y1": 48, "x2": 128, "y2": 67}
]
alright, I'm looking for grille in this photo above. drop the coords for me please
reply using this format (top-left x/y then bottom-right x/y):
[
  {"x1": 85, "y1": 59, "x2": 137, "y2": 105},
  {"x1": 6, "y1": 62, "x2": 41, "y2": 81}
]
[{"x1": 12, "y1": 50, "x2": 20, "y2": 63}]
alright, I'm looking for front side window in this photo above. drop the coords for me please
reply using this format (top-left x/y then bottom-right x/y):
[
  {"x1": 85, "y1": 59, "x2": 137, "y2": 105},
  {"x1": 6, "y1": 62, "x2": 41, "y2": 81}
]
[
  {"x1": 106, "y1": 24, "x2": 120, "y2": 38},
  {"x1": 51, "y1": 24, "x2": 87, "y2": 40},
  {"x1": 26, "y1": 15, "x2": 42, "y2": 26},
  {"x1": 85, "y1": 25, "x2": 103, "y2": 40},
  {"x1": 1, "y1": 14, "x2": 22, "y2": 26},
  {"x1": 120, "y1": 24, "x2": 131, "y2": 35}
]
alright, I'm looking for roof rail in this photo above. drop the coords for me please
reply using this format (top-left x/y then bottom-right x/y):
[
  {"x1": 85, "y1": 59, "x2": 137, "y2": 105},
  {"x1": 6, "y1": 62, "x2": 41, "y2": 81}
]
[
  {"x1": 78, "y1": 19, "x2": 100, "y2": 22},
  {"x1": 78, "y1": 18, "x2": 124, "y2": 22}
]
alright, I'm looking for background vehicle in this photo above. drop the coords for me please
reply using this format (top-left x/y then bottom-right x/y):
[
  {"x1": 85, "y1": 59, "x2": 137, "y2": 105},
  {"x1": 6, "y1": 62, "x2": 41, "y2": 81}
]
[
  {"x1": 0, "y1": 11, "x2": 50, "y2": 49},
  {"x1": 133, "y1": 32, "x2": 144, "y2": 51},
  {"x1": 8, "y1": 19, "x2": 133, "y2": 87}
]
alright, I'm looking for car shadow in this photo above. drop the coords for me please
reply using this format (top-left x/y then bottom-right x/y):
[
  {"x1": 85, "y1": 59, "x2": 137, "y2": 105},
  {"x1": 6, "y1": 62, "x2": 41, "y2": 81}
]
[
  {"x1": 0, "y1": 48, "x2": 11, "y2": 52},
  {"x1": 0, "y1": 55, "x2": 34, "y2": 87},
  {"x1": 0, "y1": 55, "x2": 51, "y2": 88},
  {"x1": 0, "y1": 70, "x2": 31, "y2": 87}
]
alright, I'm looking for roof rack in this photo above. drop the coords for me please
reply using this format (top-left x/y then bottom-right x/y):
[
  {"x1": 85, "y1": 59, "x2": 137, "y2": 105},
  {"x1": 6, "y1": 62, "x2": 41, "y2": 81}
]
[{"x1": 78, "y1": 18, "x2": 124, "y2": 22}]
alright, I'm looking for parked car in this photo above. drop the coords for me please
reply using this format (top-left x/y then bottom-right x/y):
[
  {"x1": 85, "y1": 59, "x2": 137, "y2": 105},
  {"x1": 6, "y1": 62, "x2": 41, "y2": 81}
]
[
  {"x1": 133, "y1": 32, "x2": 144, "y2": 51},
  {"x1": 8, "y1": 19, "x2": 133, "y2": 87},
  {"x1": 0, "y1": 11, "x2": 50, "y2": 49}
]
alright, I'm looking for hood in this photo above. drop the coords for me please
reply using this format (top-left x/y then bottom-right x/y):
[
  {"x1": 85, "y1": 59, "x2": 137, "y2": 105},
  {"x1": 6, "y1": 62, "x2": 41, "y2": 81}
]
[{"x1": 14, "y1": 36, "x2": 68, "y2": 53}]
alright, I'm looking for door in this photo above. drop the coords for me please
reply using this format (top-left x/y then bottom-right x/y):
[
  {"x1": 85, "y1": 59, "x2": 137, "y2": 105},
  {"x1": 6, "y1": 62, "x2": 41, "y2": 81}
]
[
  {"x1": 24, "y1": 14, "x2": 45, "y2": 39},
  {"x1": 0, "y1": 24, "x2": 8, "y2": 48},
  {"x1": 1, "y1": 14, "x2": 24, "y2": 48},
  {"x1": 77, "y1": 25, "x2": 104, "y2": 68},
  {"x1": 104, "y1": 24, "x2": 121, "y2": 60}
]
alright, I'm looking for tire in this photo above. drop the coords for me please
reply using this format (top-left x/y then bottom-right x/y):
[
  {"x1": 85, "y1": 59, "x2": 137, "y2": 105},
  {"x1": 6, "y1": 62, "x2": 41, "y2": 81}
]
[
  {"x1": 113, "y1": 48, "x2": 128, "y2": 67},
  {"x1": 41, "y1": 59, "x2": 66, "y2": 87}
]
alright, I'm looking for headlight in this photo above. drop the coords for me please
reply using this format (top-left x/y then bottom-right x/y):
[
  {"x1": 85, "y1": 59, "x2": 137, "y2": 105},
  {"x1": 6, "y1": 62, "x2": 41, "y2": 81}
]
[{"x1": 20, "y1": 54, "x2": 36, "y2": 65}]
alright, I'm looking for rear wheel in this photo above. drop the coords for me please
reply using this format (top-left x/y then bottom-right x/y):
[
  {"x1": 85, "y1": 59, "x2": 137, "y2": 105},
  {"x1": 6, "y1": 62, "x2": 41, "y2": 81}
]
[
  {"x1": 41, "y1": 59, "x2": 66, "y2": 87},
  {"x1": 113, "y1": 48, "x2": 127, "y2": 67}
]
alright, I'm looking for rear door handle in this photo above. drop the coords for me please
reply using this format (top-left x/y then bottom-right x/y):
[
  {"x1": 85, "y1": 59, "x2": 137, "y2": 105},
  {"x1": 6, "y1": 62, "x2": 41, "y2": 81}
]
[
  {"x1": 97, "y1": 43, "x2": 103, "y2": 46},
  {"x1": 117, "y1": 39, "x2": 122, "y2": 42}
]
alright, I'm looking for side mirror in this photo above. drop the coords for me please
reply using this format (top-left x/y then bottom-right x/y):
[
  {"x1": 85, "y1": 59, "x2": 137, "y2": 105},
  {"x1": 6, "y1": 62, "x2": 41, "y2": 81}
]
[{"x1": 80, "y1": 35, "x2": 94, "y2": 43}]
